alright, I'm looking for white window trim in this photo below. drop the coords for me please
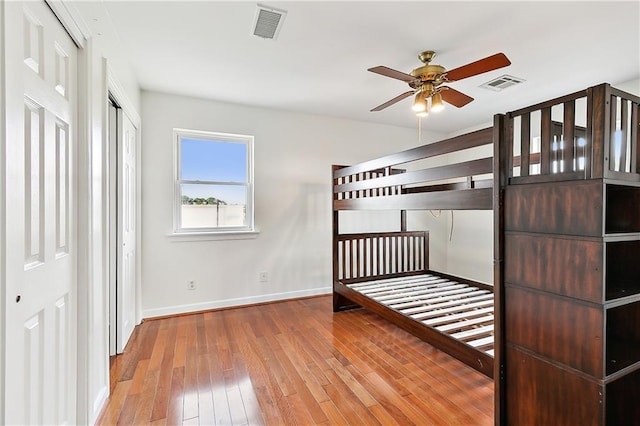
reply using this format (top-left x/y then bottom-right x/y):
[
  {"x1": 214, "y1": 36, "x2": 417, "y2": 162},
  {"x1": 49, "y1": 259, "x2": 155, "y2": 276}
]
[{"x1": 172, "y1": 128, "x2": 257, "y2": 240}]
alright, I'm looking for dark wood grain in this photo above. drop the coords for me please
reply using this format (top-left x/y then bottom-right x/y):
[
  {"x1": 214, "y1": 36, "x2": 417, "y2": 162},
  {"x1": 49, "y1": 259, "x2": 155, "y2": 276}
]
[
  {"x1": 334, "y1": 157, "x2": 493, "y2": 194},
  {"x1": 505, "y1": 232, "x2": 603, "y2": 302},
  {"x1": 493, "y1": 114, "x2": 508, "y2": 426},
  {"x1": 505, "y1": 285, "x2": 604, "y2": 378},
  {"x1": 333, "y1": 127, "x2": 492, "y2": 179},
  {"x1": 505, "y1": 179, "x2": 603, "y2": 236},
  {"x1": 591, "y1": 83, "x2": 607, "y2": 179},
  {"x1": 336, "y1": 231, "x2": 428, "y2": 281},
  {"x1": 334, "y1": 187, "x2": 493, "y2": 211},
  {"x1": 505, "y1": 345, "x2": 604, "y2": 426},
  {"x1": 563, "y1": 99, "x2": 576, "y2": 172},
  {"x1": 508, "y1": 89, "x2": 588, "y2": 119}
]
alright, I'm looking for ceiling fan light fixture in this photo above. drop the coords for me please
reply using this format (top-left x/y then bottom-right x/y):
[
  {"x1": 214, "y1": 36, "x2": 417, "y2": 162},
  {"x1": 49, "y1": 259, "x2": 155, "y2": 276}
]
[
  {"x1": 412, "y1": 92, "x2": 427, "y2": 112},
  {"x1": 416, "y1": 110, "x2": 429, "y2": 117},
  {"x1": 431, "y1": 92, "x2": 445, "y2": 112}
]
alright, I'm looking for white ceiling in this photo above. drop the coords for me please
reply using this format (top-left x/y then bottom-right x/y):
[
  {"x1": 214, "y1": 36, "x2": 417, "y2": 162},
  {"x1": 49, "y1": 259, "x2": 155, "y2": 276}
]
[{"x1": 74, "y1": 1, "x2": 640, "y2": 134}]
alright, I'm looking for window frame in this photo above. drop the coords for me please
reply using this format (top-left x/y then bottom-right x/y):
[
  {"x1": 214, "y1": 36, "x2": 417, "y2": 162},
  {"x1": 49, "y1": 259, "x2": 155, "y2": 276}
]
[{"x1": 172, "y1": 128, "x2": 255, "y2": 237}]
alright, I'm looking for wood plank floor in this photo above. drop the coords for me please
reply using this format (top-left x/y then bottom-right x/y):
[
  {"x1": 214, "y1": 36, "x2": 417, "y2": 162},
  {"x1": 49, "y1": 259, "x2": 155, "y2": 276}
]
[{"x1": 98, "y1": 296, "x2": 494, "y2": 425}]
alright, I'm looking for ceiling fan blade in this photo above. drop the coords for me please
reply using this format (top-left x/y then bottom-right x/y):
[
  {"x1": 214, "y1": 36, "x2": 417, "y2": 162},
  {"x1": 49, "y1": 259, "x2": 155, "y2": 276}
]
[
  {"x1": 440, "y1": 87, "x2": 474, "y2": 108},
  {"x1": 445, "y1": 53, "x2": 511, "y2": 82},
  {"x1": 368, "y1": 66, "x2": 417, "y2": 83},
  {"x1": 371, "y1": 90, "x2": 415, "y2": 112}
]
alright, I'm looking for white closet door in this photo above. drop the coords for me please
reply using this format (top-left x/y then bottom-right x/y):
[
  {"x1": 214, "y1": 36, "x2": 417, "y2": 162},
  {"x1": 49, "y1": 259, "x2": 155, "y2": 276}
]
[
  {"x1": 117, "y1": 111, "x2": 137, "y2": 352},
  {"x1": 2, "y1": 1, "x2": 78, "y2": 424}
]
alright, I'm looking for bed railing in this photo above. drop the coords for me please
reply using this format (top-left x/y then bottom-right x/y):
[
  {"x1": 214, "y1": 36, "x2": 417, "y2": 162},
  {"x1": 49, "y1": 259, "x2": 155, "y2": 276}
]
[
  {"x1": 335, "y1": 231, "x2": 429, "y2": 283},
  {"x1": 507, "y1": 83, "x2": 640, "y2": 183},
  {"x1": 332, "y1": 127, "x2": 494, "y2": 211}
]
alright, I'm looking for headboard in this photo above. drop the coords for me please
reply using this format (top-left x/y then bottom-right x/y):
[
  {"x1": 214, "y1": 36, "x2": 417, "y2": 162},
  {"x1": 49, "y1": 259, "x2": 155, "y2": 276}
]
[{"x1": 335, "y1": 231, "x2": 429, "y2": 284}]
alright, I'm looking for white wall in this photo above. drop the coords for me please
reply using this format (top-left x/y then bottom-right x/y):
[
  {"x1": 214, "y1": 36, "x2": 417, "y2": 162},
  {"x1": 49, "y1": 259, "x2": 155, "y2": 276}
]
[
  {"x1": 141, "y1": 91, "x2": 445, "y2": 317},
  {"x1": 0, "y1": 1, "x2": 5, "y2": 421},
  {"x1": 617, "y1": 78, "x2": 640, "y2": 96}
]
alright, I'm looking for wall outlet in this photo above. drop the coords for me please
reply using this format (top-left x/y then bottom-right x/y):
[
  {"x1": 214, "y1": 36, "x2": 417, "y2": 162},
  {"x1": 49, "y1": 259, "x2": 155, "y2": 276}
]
[
  {"x1": 187, "y1": 280, "x2": 196, "y2": 290},
  {"x1": 259, "y1": 271, "x2": 268, "y2": 283}
]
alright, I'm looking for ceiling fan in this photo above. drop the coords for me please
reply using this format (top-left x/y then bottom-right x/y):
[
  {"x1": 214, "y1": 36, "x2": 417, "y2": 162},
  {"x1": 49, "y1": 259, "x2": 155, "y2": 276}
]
[{"x1": 369, "y1": 50, "x2": 511, "y2": 115}]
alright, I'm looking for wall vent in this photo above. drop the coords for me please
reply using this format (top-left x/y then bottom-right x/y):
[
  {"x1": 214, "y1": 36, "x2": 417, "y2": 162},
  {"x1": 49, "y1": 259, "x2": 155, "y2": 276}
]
[
  {"x1": 252, "y1": 4, "x2": 287, "y2": 40},
  {"x1": 480, "y1": 75, "x2": 526, "y2": 91}
]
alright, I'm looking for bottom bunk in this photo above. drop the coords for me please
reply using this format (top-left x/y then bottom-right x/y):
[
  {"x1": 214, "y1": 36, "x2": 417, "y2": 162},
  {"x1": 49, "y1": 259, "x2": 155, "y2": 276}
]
[{"x1": 333, "y1": 231, "x2": 494, "y2": 378}]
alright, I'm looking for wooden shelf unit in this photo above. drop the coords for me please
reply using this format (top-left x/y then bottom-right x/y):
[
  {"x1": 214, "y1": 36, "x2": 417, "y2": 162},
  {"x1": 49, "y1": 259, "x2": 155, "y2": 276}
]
[{"x1": 498, "y1": 84, "x2": 640, "y2": 425}]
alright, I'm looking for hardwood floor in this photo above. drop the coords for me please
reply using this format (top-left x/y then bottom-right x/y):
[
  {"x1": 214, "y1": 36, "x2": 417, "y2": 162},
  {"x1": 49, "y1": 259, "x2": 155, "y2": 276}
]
[{"x1": 98, "y1": 296, "x2": 494, "y2": 425}]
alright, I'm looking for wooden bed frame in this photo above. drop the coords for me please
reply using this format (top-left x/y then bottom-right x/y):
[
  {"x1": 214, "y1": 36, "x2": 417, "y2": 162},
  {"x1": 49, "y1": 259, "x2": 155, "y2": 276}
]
[
  {"x1": 332, "y1": 83, "x2": 640, "y2": 425},
  {"x1": 332, "y1": 126, "x2": 496, "y2": 377}
]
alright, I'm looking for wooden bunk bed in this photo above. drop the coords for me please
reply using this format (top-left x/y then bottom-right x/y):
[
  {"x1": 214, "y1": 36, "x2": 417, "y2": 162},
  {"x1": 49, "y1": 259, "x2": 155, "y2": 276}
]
[
  {"x1": 332, "y1": 83, "x2": 640, "y2": 425},
  {"x1": 332, "y1": 126, "x2": 497, "y2": 378}
]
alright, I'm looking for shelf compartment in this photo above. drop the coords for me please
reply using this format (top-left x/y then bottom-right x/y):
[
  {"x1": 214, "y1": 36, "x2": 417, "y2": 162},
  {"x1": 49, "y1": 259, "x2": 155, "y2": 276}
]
[
  {"x1": 606, "y1": 240, "x2": 640, "y2": 301},
  {"x1": 606, "y1": 185, "x2": 640, "y2": 234},
  {"x1": 606, "y1": 300, "x2": 640, "y2": 375},
  {"x1": 606, "y1": 368, "x2": 640, "y2": 424}
]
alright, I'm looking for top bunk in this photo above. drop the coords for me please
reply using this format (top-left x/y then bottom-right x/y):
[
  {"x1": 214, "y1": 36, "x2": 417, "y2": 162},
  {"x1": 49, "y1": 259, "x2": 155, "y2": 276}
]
[
  {"x1": 332, "y1": 127, "x2": 495, "y2": 211},
  {"x1": 332, "y1": 83, "x2": 640, "y2": 212}
]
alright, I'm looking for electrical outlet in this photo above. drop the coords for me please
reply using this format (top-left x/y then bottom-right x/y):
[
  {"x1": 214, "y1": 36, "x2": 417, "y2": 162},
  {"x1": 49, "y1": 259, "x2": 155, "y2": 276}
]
[
  {"x1": 259, "y1": 272, "x2": 268, "y2": 283},
  {"x1": 187, "y1": 280, "x2": 196, "y2": 290}
]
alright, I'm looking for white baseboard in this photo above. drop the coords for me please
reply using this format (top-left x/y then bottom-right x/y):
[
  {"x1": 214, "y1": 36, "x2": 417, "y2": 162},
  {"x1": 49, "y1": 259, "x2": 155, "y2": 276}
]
[{"x1": 142, "y1": 286, "x2": 332, "y2": 319}]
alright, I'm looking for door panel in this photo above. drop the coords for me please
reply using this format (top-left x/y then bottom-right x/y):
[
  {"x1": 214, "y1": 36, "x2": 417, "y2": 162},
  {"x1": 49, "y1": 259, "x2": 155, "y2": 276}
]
[
  {"x1": 3, "y1": 1, "x2": 77, "y2": 424},
  {"x1": 117, "y1": 111, "x2": 137, "y2": 352}
]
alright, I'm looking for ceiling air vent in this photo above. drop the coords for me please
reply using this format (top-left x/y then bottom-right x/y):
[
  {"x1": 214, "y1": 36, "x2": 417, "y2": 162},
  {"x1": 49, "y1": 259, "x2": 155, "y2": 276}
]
[
  {"x1": 252, "y1": 4, "x2": 287, "y2": 40},
  {"x1": 480, "y1": 75, "x2": 526, "y2": 91}
]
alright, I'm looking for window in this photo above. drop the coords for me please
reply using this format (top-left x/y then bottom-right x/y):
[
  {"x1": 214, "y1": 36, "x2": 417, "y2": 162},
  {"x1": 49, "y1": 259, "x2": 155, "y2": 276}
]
[{"x1": 174, "y1": 129, "x2": 254, "y2": 234}]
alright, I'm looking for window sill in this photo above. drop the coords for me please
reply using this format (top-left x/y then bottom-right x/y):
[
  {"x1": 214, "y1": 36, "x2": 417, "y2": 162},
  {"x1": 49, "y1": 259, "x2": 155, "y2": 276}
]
[{"x1": 168, "y1": 230, "x2": 260, "y2": 242}]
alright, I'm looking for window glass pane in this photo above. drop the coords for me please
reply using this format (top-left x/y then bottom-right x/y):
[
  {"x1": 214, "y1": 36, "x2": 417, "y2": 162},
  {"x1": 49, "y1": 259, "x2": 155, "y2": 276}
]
[
  {"x1": 180, "y1": 184, "x2": 246, "y2": 228},
  {"x1": 181, "y1": 138, "x2": 247, "y2": 182}
]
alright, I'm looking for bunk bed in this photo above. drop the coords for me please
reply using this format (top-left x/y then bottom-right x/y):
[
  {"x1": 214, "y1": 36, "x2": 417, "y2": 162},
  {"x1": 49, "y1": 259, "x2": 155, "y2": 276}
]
[
  {"x1": 332, "y1": 83, "x2": 640, "y2": 424},
  {"x1": 332, "y1": 126, "x2": 497, "y2": 378}
]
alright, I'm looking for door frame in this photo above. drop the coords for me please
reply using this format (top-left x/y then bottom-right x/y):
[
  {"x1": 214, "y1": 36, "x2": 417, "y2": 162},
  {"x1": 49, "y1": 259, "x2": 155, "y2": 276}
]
[
  {"x1": 107, "y1": 96, "x2": 118, "y2": 356},
  {"x1": 106, "y1": 69, "x2": 142, "y2": 355}
]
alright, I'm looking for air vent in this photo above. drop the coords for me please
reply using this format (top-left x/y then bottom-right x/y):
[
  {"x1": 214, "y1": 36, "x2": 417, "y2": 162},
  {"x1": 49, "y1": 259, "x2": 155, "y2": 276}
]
[
  {"x1": 480, "y1": 75, "x2": 526, "y2": 91},
  {"x1": 252, "y1": 4, "x2": 287, "y2": 40}
]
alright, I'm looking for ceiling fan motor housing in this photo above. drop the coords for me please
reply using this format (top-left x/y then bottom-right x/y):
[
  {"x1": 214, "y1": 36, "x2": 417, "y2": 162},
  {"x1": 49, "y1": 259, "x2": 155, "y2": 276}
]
[{"x1": 410, "y1": 64, "x2": 446, "y2": 90}]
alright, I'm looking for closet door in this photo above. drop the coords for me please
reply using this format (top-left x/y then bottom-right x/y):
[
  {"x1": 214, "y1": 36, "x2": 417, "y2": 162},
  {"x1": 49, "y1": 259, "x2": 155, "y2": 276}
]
[
  {"x1": 117, "y1": 110, "x2": 137, "y2": 352},
  {"x1": 2, "y1": 1, "x2": 78, "y2": 424}
]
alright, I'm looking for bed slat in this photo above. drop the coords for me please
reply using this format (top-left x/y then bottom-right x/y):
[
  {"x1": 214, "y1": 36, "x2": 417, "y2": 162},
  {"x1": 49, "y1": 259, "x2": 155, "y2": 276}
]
[
  {"x1": 409, "y1": 297, "x2": 494, "y2": 320},
  {"x1": 401, "y1": 292, "x2": 492, "y2": 316},
  {"x1": 467, "y1": 335, "x2": 494, "y2": 349},
  {"x1": 436, "y1": 314, "x2": 495, "y2": 332},
  {"x1": 341, "y1": 272, "x2": 494, "y2": 377},
  {"x1": 451, "y1": 324, "x2": 494, "y2": 340},
  {"x1": 421, "y1": 306, "x2": 494, "y2": 326}
]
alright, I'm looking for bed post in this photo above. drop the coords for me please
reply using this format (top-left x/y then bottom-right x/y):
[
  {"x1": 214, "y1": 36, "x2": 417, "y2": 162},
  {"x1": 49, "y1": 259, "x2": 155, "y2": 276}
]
[
  {"x1": 493, "y1": 114, "x2": 508, "y2": 426},
  {"x1": 332, "y1": 164, "x2": 358, "y2": 312},
  {"x1": 332, "y1": 165, "x2": 341, "y2": 311}
]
